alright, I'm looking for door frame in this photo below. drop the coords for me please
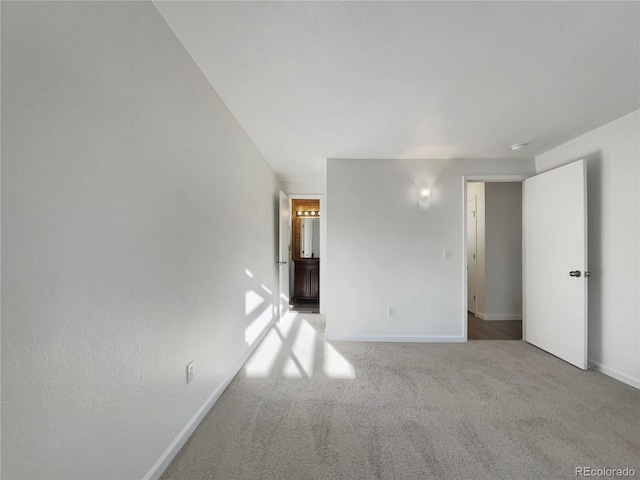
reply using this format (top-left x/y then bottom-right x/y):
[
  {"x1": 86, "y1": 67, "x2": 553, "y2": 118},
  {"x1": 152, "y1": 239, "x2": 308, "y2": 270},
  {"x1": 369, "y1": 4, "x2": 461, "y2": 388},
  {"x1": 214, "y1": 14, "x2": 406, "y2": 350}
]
[
  {"x1": 461, "y1": 175, "x2": 529, "y2": 341},
  {"x1": 287, "y1": 194, "x2": 325, "y2": 314}
]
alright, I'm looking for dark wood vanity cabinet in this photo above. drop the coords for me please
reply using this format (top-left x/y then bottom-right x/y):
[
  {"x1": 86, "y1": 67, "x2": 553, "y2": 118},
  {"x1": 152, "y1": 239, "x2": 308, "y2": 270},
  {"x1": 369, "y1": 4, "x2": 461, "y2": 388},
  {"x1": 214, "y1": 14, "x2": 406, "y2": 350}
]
[{"x1": 293, "y1": 259, "x2": 319, "y2": 302}]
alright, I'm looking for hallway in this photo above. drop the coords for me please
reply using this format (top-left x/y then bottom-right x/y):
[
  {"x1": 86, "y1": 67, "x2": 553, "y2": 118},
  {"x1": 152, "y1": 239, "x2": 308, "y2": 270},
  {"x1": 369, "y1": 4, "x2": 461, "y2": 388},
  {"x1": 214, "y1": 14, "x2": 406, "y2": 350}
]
[{"x1": 467, "y1": 312, "x2": 522, "y2": 340}]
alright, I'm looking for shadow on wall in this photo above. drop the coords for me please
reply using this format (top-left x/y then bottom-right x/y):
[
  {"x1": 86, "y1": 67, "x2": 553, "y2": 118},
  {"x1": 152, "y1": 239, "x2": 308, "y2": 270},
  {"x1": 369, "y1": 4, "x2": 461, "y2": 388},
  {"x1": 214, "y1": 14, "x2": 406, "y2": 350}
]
[{"x1": 244, "y1": 312, "x2": 355, "y2": 379}]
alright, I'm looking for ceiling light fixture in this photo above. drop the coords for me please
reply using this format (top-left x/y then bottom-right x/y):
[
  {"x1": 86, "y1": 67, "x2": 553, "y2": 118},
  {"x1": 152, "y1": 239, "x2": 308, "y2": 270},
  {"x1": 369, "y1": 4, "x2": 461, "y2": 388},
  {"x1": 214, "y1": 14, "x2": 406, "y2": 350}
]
[{"x1": 510, "y1": 142, "x2": 530, "y2": 151}]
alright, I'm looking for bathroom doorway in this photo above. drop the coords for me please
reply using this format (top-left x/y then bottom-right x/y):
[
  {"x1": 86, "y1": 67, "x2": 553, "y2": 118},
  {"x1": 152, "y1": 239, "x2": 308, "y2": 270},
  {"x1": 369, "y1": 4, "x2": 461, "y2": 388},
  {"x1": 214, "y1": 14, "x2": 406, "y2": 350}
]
[{"x1": 290, "y1": 199, "x2": 320, "y2": 313}]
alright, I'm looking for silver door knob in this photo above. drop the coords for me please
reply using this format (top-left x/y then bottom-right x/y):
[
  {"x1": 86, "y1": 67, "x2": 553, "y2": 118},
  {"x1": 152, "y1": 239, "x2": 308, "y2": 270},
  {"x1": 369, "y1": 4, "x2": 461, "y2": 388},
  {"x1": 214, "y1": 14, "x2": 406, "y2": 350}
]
[{"x1": 569, "y1": 270, "x2": 582, "y2": 277}]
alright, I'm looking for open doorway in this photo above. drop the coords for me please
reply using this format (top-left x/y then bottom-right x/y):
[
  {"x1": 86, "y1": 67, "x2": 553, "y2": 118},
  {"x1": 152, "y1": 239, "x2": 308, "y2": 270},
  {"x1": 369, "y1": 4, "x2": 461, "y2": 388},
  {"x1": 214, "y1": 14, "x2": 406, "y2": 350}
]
[
  {"x1": 466, "y1": 181, "x2": 523, "y2": 340},
  {"x1": 290, "y1": 199, "x2": 320, "y2": 313}
]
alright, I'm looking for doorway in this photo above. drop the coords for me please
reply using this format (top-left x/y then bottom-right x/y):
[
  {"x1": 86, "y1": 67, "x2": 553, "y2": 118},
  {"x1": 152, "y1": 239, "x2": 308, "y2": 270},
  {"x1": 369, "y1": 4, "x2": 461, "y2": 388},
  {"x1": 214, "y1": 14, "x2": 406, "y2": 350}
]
[
  {"x1": 290, "y1": 198, "x2": 320, "y2": 313},
  {"x1": 466, "y1": 180, "x2": 523, "y2": 340}
]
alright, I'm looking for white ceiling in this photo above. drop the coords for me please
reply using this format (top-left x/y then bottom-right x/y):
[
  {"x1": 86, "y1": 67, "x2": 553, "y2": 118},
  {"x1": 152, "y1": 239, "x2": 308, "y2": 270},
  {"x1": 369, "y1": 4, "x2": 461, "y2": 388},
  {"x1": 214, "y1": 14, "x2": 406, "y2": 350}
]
[{"x1": 154, "y1": 1, "x2": 639, "y2": 181}]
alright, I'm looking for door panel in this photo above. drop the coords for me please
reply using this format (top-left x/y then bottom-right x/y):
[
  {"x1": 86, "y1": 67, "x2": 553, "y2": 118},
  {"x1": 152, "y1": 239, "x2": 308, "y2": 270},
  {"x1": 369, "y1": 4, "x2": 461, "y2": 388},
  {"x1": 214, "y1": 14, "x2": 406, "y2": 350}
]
[
  {"x1": 278, "y1": 191, "x2": 290, "y2": 318},
  {"x1": 524, "y1": 160, "x2": 588, "y2": 369}
]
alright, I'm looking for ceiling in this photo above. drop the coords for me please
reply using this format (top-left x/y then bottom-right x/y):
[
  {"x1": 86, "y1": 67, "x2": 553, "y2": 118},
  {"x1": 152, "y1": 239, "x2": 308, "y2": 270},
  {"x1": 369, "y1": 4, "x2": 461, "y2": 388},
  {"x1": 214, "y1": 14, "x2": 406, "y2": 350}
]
[{"x1": 154, "y1": 1, "x2": 639, "y2": 181}]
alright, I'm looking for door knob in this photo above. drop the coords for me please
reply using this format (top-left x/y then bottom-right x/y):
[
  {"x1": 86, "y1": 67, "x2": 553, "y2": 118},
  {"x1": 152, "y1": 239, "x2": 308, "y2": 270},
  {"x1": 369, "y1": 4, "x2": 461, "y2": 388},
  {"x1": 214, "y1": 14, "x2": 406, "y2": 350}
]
[{"x1": 569, "y1": 270, "x2": 582, "y2": 277}]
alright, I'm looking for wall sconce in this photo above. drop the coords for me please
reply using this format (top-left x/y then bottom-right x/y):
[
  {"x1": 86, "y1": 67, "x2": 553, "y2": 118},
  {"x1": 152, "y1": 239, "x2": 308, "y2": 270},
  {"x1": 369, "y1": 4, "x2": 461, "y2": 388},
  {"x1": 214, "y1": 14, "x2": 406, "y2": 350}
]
[
  {"x1": 296, "y1": 210, "x2": 320, "y2": 216},
  {"x1": 418, "y1": 187, "x2": 431, "y2": 208}
]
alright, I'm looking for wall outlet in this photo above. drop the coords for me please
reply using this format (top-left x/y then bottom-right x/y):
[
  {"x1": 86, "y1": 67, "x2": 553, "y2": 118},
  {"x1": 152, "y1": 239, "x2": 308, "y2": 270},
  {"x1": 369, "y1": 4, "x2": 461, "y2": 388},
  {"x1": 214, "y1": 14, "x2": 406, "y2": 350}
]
[
  {"x1": 387, "y1": 307, "x2": 395, "y2": 317},
  {"x1": 186, "y1": 362, "x2": 194, "y2": 384}
]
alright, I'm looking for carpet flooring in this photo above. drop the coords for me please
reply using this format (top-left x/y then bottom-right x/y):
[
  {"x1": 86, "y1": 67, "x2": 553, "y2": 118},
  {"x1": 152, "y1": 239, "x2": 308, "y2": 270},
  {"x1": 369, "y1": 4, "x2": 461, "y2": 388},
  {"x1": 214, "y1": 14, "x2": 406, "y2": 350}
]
[{"x1": 161, "y1": 314, "x2": 640, "y2": 480}]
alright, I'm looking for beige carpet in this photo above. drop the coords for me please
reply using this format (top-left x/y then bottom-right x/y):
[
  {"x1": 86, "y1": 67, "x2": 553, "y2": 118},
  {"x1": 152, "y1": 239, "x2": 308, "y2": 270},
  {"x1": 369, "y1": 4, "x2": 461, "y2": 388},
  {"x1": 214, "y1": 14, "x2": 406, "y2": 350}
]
[{"x1": 161, "y1": 314, "x2": 640, "y2": 480}]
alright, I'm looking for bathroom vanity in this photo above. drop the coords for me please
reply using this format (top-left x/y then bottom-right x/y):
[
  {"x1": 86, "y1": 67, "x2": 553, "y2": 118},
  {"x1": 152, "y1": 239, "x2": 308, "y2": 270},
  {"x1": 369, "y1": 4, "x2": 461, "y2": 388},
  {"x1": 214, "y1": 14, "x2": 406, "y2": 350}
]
[{"x1": 293, "y1": 258, "x2": 319, "y2": 302}]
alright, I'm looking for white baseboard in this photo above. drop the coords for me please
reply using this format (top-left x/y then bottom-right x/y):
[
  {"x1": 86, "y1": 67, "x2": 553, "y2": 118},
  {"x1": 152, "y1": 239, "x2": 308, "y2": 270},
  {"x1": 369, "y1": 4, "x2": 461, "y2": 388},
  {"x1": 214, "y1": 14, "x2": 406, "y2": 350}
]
[
  {"x1": 142, "y1": 316, "x2": 278, "y2": 480},
  {"x1": 588, "y1": 360, "x2": 640, "y2": 390},
  {"x1": 475, "y1": 311, "x2": 522, "y2": 321},
  {"x1": 326, "y1": 334, "x2": 465, "y2": 343},
  {"x1": 481, "y1": 313, "x2": 522, "y2": 321}
]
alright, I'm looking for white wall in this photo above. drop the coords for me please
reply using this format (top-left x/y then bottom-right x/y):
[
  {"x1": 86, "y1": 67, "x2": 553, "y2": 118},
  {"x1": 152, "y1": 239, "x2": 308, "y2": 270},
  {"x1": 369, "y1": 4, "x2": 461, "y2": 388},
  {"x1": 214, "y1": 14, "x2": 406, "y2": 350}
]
[
  {"x1": 1, "y1": 2, "x2": 279, "y2": 479},
  {"x1": 325, "y1": 158, "x2": 535, "y2": 341},
  {"x1": 484, "y1": 183, "x2": 522, "y2": 320},
  {"x1": 280, "y1": 179, "x2": 326, "y2": 195},
  {"x1": 536, "y1": 110, "x2": 640, "y2": 388}
]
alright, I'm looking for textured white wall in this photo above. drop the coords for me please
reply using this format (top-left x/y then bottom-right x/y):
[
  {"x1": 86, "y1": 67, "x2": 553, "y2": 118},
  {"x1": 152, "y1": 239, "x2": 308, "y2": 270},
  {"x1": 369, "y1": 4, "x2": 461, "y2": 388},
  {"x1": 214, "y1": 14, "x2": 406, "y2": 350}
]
[
  {"x1": 1, "y1": 2, "x2": 278, "y2": 479},
  {"x1": 325, "y1": 158, "x2": 535, "y2": 341},
  {"x1": 484, "y1": 183, "x2": 523, "y2": 319},
  {"x1": 535, "y1": 110, "x2": 640, "y2": 387}
]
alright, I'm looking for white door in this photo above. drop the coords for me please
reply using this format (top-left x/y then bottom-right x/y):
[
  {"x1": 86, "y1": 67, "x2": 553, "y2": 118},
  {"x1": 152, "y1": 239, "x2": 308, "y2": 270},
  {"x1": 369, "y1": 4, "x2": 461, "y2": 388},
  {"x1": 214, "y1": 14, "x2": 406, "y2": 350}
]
[
  {"x1": 524, "y1": 160, "x2": 588, "y2": 369},
  {"x1": 278, "y1": 191, "x2": 291, "y2": 318},
  {"x1": 467, "y1": 197, "x2": 477, "y2": 314}
]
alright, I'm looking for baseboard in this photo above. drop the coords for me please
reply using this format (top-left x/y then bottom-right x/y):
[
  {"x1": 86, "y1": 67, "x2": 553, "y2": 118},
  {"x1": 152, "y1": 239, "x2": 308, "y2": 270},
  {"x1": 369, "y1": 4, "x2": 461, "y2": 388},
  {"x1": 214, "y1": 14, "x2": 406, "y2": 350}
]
[
  {"x1": 326, "y1": 334, "x2": 466, "y2": 343},
  {"x1": 588, "y1": 360, "x2": 640, "y2": 390},
  {"x1": 482, "y1": 313, "x2": 522, "y2": 321},
  {"x1": 142, "y1": 316, "x2": 278, "y2": 480}
]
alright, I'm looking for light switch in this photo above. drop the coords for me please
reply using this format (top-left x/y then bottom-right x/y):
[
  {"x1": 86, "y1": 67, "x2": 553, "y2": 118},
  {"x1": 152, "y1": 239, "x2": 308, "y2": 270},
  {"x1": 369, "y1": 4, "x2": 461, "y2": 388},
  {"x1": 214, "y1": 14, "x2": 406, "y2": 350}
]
[{"x1": 443, "y1": 250, "x2": 451, "y2": 260}]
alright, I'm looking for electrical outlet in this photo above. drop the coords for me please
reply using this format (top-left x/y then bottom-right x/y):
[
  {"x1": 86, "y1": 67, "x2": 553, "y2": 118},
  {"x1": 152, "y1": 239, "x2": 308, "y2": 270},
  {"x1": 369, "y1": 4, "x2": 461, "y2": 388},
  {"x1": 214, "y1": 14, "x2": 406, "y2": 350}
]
[
  {"x1": 387, "y1": 307, "x2": 395, "y2": 317},
  {"x1": 186, "y1": 362, "x2": 194, "y2": 384}
]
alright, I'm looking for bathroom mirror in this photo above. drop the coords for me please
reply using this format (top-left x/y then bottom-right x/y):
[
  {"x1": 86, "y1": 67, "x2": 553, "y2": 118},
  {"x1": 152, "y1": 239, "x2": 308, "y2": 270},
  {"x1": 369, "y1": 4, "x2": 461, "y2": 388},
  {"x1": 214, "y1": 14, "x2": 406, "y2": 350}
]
[{"x1": 300, "y1": 218, "x2": 320, "y2": 258}]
